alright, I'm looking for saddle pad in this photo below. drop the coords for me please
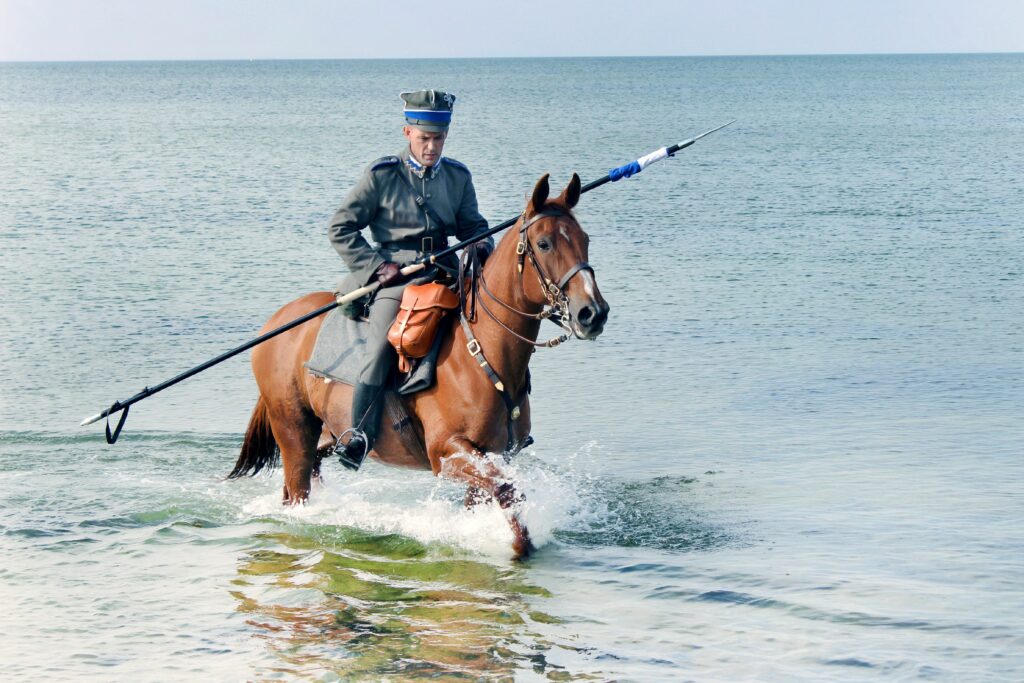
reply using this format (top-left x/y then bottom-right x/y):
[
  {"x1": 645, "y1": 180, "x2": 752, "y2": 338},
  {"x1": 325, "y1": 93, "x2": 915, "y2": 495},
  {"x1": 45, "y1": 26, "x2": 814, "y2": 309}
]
[{"x1": 304, "y1": 308, "x2": 445, "y2": 396}]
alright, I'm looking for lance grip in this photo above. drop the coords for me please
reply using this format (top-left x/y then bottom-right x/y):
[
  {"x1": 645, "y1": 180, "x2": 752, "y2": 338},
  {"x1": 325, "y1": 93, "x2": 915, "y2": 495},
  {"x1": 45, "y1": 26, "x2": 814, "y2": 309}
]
[
  {"x1": 333, "y1": 264, "x2": 425, "y2": 305},
  {"x1": 335, "y1": 284, "x2": 377, "y2": 305},
  {"x1": 401, "y1": 263, "x2": 427, "y2": 276}
]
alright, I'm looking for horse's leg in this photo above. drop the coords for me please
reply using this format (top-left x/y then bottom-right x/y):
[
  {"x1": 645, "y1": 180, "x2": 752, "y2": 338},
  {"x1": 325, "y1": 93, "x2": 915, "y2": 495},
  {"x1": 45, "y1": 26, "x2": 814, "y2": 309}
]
[
  {"x1": 313, "y1": 431, "x2": 332, "y2": 482},
  {"x1": 247, "y1": 291, "x2": 338, "y2": 502},
  {"x1": 266, "y1": 402, "x2": 322, "y2": 504},
  {"x1": 437, "y1": 437, "x2": 534, "y2": 559},
  {"x1": 464, "y1": 486, "x2": 489, "y2": 508}
]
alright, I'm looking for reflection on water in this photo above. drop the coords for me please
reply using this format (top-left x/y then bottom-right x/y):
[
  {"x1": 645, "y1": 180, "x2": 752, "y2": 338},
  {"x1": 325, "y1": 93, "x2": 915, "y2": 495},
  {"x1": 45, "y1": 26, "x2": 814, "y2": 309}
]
[{"x1": 231, "y1": 526, "x2": 590, "y2": 681}]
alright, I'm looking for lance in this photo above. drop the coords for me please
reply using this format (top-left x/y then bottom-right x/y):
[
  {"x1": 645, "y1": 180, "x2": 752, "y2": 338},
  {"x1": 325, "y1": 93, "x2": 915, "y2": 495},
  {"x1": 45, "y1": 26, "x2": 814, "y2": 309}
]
[{"x1": 81, "y1": 121, "x2": 735, "y2": 442}]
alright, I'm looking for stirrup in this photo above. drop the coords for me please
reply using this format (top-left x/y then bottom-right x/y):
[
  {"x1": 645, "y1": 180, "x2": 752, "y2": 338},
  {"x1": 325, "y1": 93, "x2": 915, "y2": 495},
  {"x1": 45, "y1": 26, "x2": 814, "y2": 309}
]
[{"x1": 334, "y1": 428, "x2": 369, "y2": 472}]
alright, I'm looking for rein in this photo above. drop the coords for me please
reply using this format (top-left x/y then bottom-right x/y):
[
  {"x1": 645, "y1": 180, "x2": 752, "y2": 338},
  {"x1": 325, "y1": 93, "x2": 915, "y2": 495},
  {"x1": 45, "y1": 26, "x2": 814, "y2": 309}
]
[
  {"x1": 457, "y1": 208, "x2": 594, "y2": 456},
  {"x1": 477, "y1": 274, "x2": 563, "y2": 348}
]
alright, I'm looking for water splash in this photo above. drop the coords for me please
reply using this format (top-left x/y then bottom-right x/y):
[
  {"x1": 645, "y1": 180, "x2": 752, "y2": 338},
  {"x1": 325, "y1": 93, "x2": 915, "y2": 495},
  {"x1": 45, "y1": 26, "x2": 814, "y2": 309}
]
[{"x1": 237, "y1": 444, "x2": 609, "y2": 560}]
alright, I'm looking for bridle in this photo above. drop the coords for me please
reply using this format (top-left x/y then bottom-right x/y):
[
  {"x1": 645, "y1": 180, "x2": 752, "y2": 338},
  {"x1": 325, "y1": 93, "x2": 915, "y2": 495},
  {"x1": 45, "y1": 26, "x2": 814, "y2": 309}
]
[
  {"x1": 457, "y1": 208, "x2": 596, "y2": 457},
  {"x1": 467, "y1": 208, "x2": 595, "y2": 348}
]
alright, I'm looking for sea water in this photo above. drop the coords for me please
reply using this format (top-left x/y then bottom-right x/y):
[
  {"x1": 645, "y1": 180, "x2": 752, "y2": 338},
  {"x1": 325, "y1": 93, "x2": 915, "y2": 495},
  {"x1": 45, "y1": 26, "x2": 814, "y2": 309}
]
[{"x1": 1, "y1": 55, "x2": 1022, "y2": 680}]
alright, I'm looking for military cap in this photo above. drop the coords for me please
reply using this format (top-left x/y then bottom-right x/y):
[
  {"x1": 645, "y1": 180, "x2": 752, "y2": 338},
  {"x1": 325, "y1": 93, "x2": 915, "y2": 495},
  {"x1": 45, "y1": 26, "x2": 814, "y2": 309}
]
[{"x1": 400, "y1": 89, "x2": 456, "y2": 132}]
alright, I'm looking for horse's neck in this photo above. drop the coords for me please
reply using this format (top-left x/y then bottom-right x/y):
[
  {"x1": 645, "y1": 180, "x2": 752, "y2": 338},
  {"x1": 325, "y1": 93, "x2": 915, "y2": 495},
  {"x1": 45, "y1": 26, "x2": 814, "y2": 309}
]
[{"x1": 470, "y1": 247, "x2": 543, "y2": 397}]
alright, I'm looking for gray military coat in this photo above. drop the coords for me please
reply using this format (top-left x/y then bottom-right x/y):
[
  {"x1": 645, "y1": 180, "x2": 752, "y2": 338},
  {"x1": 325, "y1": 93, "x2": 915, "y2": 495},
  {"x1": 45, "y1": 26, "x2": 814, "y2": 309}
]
[{"x1": 330, "y1": 146, "x2": 493, "y2": 296}]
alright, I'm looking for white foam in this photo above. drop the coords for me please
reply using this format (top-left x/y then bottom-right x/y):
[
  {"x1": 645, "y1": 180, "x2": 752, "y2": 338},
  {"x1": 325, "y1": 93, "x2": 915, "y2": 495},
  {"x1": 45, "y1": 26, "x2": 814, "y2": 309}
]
[{"x1": 238, "y1": 445, "x2": 602, "y2": 560}]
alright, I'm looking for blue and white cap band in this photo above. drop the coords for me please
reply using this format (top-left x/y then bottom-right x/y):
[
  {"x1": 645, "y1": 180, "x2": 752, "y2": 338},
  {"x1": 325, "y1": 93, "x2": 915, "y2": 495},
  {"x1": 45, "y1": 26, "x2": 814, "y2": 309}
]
[
  {"x1": 404, "y1": 109, "x2": 452, "y2": 125},
  {"x1": 400, "y1": 90, "x2": 456, "y2": 131}
]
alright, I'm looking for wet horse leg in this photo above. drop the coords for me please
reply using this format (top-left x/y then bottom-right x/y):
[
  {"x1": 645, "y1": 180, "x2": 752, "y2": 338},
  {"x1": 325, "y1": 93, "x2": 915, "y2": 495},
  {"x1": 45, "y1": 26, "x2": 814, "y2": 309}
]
[
  {"x1": 464, "y1": 486, "x2": 489, "y2": 508},
  {"x1": 266, "y1": 402, "x2": 322, "y2": 504},
  {"x1": 438, "y1": 437, "x2": 534, "y2": 558}
]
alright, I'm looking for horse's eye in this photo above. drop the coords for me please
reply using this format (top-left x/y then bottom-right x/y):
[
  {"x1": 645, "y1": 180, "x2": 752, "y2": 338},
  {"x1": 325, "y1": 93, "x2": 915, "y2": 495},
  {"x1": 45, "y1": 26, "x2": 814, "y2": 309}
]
[{"x1": 536, "y1": 239, "x2": 551, "y2": 252}]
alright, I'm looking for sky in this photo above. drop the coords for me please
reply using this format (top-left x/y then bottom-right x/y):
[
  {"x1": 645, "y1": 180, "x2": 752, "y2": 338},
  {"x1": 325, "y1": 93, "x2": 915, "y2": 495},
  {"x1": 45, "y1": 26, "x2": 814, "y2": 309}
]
[{"x1": 1, "y1": 0, "x2": 1022, "y2": 61}]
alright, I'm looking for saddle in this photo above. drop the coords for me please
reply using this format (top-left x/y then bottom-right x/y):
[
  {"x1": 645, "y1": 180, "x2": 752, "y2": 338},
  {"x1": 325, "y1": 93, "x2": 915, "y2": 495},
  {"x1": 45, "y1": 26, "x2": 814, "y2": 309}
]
[{"x1": 304, "y1": 286, "x2": 457, "y2": 396}]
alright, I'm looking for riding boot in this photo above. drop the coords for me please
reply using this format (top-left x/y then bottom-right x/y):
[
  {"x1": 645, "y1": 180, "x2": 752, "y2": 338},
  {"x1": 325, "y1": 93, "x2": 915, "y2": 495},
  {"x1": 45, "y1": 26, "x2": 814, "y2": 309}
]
[{"x1": 335, "y1": 382, "x2": 385, "y2": 471}]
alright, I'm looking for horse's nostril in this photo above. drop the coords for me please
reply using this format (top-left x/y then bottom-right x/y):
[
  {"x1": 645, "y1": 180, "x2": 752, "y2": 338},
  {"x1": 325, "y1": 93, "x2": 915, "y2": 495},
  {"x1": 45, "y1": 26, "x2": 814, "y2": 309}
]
[{"x1": 578, "y1": 306, "x2": 594, "y2": 325}]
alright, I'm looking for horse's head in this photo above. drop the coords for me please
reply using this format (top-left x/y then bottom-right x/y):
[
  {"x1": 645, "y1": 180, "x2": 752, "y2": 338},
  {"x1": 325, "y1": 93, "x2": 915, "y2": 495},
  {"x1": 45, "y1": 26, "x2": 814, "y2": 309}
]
[{"x1": 517, "y1": 173, "x2": 610, "y2": 339}]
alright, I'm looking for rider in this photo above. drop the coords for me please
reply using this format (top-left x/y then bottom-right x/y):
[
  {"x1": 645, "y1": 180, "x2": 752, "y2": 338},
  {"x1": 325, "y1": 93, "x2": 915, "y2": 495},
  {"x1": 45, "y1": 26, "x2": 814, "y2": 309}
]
[{"x1": 328, "y1": 89, "x2": 494, "y2": 471}]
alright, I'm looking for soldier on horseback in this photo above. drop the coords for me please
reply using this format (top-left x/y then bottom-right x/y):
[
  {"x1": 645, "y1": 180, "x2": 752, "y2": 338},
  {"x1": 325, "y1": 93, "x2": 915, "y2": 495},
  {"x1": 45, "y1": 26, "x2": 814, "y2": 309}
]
[{"x1": 328, "y1": 89, "x2": 494, "y2": 471}]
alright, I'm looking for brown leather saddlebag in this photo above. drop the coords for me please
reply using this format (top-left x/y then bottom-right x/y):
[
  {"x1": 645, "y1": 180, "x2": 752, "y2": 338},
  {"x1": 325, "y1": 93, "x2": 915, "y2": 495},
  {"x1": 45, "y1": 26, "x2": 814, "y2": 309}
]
[{"x1": 387, "y1": 283, "x2": 460, "y2": 373}]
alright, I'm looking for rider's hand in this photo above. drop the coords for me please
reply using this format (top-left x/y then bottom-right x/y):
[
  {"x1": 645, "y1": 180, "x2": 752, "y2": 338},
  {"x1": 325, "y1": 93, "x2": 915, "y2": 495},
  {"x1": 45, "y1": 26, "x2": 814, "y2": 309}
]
[
  {"x1": 471, "y1": 242, "x2": 492, "y2": 265},
  {"x1": 375, "y1": 261, "x2": 403, "y2": 286}
]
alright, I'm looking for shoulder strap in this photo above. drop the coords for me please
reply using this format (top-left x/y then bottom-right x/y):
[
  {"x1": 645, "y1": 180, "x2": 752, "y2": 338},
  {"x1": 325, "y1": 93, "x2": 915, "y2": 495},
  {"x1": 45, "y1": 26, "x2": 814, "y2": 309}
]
[
  {"x1": 370, "y1": 155, "x2": 400, "y2": 171},
  {"x1": 444, "y1": 157, "x2": 471, "y2": 174},
  {"x1": 392, "y1": 165, "x2": 452, "y2": 233}
]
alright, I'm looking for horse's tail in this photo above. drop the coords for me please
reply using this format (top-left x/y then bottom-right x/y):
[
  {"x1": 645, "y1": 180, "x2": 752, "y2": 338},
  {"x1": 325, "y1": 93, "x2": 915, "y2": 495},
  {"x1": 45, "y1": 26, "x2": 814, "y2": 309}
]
[{"x1": 229, "y1": 395, "x2": 279, "y2": 478}]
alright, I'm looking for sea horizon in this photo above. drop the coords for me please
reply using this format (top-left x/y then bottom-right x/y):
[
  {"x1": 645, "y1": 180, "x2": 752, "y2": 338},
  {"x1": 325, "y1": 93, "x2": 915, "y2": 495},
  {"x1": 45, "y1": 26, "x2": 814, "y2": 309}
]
[{"x1": 3, "y1": 50, "x2": 1023, "y2": 65}]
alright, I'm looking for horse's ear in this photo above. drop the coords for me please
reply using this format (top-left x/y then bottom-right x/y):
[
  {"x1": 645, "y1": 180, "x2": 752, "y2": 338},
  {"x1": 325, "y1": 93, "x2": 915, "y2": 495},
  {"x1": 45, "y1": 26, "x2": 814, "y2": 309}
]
[
  {"x1": 527, "y1": 173, "x2": 550, "y2": 216},
  {"x1": 559, "y1": 172, "x2": 581, "y2": 209}
]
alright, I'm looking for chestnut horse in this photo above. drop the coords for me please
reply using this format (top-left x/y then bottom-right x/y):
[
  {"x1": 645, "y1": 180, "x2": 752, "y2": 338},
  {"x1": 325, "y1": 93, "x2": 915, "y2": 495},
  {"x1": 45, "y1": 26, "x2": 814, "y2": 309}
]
[{"x1": 229, "y1": 173, "x2": 609, "y2": 557}]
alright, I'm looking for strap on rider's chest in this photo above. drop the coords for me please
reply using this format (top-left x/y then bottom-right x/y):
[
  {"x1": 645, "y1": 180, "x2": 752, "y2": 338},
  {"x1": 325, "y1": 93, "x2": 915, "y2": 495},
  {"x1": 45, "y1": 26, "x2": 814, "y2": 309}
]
[{"x1": 392, "y1": 165, "x2": 452, "y2": 234}]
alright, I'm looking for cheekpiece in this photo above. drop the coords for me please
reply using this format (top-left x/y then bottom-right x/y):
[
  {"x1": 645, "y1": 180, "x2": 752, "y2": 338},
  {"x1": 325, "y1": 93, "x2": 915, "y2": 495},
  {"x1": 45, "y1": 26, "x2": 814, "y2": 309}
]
[{"x1": 400, "y1": 89, "x2": 456, "y2": 132}]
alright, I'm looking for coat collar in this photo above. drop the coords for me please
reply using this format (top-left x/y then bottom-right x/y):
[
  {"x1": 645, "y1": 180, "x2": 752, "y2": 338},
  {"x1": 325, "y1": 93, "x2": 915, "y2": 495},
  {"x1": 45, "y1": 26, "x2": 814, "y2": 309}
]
[{"x1": 400, "y1": 146, "x2": 443, "y2": 179}]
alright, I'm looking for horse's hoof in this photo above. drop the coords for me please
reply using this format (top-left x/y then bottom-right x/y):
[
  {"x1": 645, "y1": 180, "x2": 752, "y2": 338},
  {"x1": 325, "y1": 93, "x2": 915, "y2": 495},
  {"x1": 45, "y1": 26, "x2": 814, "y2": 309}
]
[
  {"x1": 512, "y1": 543, "x2": 534, "y2": 561},
  {"x1": 281, "y1": 490, "x2": 309, "y2": 506}
]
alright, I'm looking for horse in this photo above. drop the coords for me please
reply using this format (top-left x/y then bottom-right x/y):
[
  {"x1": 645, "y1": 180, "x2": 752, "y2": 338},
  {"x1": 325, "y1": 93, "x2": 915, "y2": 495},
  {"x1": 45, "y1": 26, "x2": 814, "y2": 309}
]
[{"x1": 228, "y1": 173, "x2": 609, "y2": 558}]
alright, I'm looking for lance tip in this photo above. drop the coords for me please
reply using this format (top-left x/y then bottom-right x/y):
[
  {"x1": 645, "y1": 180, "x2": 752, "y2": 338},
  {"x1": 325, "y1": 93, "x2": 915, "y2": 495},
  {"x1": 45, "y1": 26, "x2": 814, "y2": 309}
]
[{"x1": 694, "y1": 119, "x2": 736, "y2": 140}]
